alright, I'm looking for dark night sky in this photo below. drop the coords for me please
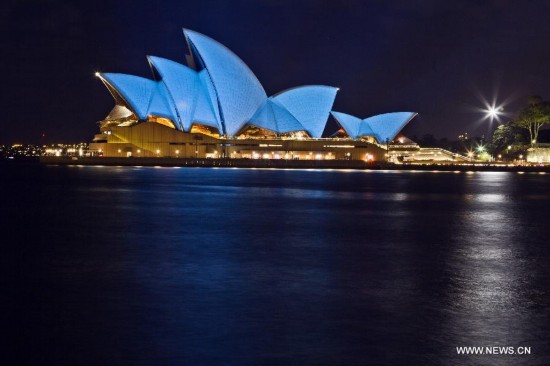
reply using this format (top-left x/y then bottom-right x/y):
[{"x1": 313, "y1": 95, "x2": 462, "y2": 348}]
[{"x1": 2, "y1": 0, "x2": 550, "y2": 143}]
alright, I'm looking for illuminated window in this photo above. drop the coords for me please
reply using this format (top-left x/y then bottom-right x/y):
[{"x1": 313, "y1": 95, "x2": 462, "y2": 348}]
[{"x1": 148, "y1": 116, "x2": 176, "y2": 129}]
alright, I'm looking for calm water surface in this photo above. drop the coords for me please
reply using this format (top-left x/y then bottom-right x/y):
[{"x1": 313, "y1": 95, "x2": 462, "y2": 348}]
[{"x1": 3, "y1": 165, "x2": 550, "y2": 365}]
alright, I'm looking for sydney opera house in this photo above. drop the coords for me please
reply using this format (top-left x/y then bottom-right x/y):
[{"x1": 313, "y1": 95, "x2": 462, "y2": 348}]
[{"x1": 90, "y1": 29, "x2": 417, "y2": 161}]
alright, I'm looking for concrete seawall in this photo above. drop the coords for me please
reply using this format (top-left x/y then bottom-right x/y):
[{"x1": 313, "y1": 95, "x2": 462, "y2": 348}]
[
  {"x1": 39, "y1": 156, "x2": 375, "y2": 169},
  {"x1": 37, "y1": 156, "x2": 550, "y2": 172}
]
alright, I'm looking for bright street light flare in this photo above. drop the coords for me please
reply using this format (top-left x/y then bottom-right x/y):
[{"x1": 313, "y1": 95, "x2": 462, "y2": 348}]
[{"x1": 486, "y1": 105, "x2": 503, "y2": 120}]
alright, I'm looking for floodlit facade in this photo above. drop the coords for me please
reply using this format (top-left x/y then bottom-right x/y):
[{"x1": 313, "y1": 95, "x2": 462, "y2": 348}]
[
  {"x1": 91, "y1": 29, "x2": 417, "y2": 161},
  {"x1": 527, "y1": 145, "x2": 550, "y2": 163}
]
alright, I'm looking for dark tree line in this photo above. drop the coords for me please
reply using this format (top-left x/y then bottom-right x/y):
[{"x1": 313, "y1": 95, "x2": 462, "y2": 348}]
[
  {"x1": 487, "y1": 96, "x2": 550, "y2": 156},
  {"x1": 513, "y1": 96, "x2": 550, "y2": 144}
]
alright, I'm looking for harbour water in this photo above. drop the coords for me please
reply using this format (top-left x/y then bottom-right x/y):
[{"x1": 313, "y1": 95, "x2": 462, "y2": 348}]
[{"x1": 4, "y1": 165, "x2": 550, "y2": 365}]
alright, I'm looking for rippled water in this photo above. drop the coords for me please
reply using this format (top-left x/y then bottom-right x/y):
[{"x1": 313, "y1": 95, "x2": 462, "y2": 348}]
[{"x1": 3, "y1": 165, "x2": 550, "y2": 365}]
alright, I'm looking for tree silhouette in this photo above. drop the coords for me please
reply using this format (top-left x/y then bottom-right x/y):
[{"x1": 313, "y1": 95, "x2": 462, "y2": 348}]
[{"x1": 512, "y1": 96, "x2": 550, "y2": 145}]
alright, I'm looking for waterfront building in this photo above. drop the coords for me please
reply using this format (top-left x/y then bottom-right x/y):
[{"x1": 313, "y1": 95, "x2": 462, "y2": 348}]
[
  {"x1": 527, "y1": 144, "x2": 550, "y2": 163},
  {"x1": 91, "y1": 29, "x2": 417, "y2": 161}
]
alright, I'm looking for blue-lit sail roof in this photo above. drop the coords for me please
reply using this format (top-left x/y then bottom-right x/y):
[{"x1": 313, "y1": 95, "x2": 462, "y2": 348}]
[
  {"x1": 248, "y1": 100, "x2": 276, "y2": 132},
  {"x1": 357, "y1": 119, "x2": 376, "y2": 137},
  {"x1": 147, "y1": 56, "x2": 200, "y2": 131},
  {"x1": 193, "y1": 70, "x2": 222, "y2": 131},
  {"x1": 99, "y1": 73, "x2": 177, "y2": 122},
  {"x1": 97, "y1": 29, "x2": 416, "y2": 140},
  {"x1": 273, "y1": 86, "x2": 338, "y2": 138},
  {"x1": 147, "y1": 82, "x2": 179, "y2": 122},
  {"x1": 364, "y1": 112, "x2": 417, "y2": 143},
  {"x1": 248, "y1": 99, "x2": 305, "y2": 133},
  {"x1": 99, "y1": 73, "x2": 156, "y2": 119},
  {"x1": 183, "y1": 29, "x2": 267, "y2": 136},
  {"x1": 330, "y1": 111, "x2": 362, "y2": 138},
  {"x1": 331, "y1": 111, "x2": 417, "y2": 142}
]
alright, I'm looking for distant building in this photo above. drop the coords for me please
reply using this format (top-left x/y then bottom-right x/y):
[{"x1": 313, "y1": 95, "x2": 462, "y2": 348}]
[
  {"x1": 458, "y1": 133, "x2": 469, "y2": 141},
  {"x1": 386, "y1": 136, "x2": 471, "y2": 164},
  {"x1": 91, "y1": 29, "x2": 417, "y2": 161},
  {"x1": 527, "y1": 144, "x2": 550, "y2": 163}
]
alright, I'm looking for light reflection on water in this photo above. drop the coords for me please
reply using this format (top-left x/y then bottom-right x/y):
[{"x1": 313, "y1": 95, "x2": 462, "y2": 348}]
[
  {"x1": 440, "y1": 186, "x2": 547, "y2": 366},
  {"x1": 4, "y1": 166, "x2": 550, "y2": 365}
]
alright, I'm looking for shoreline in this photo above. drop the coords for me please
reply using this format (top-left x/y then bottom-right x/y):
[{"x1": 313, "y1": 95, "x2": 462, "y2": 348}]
[{"x1": 26, "y1": 156, "x2": 550, "y2": 172}]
